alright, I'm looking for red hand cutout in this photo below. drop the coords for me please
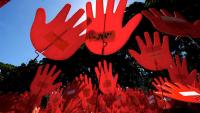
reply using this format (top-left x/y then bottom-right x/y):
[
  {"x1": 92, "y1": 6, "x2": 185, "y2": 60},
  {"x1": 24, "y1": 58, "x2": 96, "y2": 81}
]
[
  {"x1": 152, "y1": 77, "x2": 173, "y2": 109},
  {"x1": 142, "y1": 8, "x2": 200, "y2": 38},
  {"x1": 75, "y1": 74, "x2": 93, "y2": 109},
  {"x1": 45, "y1": 89, "x2": 63, "y2": 113},
  {"x1": 30, "y1": 64, "x2": 62, "y2": 97},
  {"x1": 85, "y1": 0, "x2": 142, "y2": 55},
  {"x1": 155, "y1": 82, "x2": 200, "y2": 103},
  {"x1": 31, "y1": 4, "x2": 89, "y2": 60},
  {"x1": 152, "y1": 76, "x2": 169, "y2": 91},
  {"x1": 95, "y1": 60, "x2": 118, "y2": 95},
  {"x1": 63, "y1": 80, "x2": 84, "y2": 100},
  {"x1": 15, "y1": 92, "x2": 41, "y2": 113},
  {"x1": 125, "y1": 89, "x2": 151, "y2": 112},
  {"x1": 63, "y1": 98, "x2": 81, "y2": 113},
  {"x1": 78, "y1": 74, "x2": 93, "y2": 100},
  {"x1": 168, "y1": 55, "x2": 197, "y2": 85},
  {"x1": 48, "y1": 89, "x2": 63, "y2": 108},
  {"x1": 129, "y1": 31, "x2": 173, "y2": 71}
]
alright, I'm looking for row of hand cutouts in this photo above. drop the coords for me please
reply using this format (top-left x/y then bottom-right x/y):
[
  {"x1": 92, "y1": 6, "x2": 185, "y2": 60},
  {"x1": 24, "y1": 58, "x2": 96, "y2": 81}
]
[
  {"x1": 1, "y1": 59, "x2": 200, "y2": 113},
  {"x1": 0, "y1": 62, "x2": 163, "y2": 113},
  {"x1": 30, "y1": 0, "x2": 200, "y2": 60}
]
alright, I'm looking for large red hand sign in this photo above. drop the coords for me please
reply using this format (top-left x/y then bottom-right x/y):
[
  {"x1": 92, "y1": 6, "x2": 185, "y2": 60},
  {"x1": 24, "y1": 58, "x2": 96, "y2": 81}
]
[
  {"x1": 155, "y1": 82, "x2": 200, "y2": 103},
  {"x1": 129, "y1": 32, "x2": 173, "y2": 71},
  {"x1": 168, "y1": 55, "x2": 197, "y2": 85},
  {"x1": 95, "y1": 60, "x2": 118, "y2": 94},
  {"x1": 142, "y1": 8, "x2": 200, "y2": 38},
  {"x1": 30, "y1": 64, "x2": 62, "y2": 97},
  {"x1": 85, "y1": 0, "x2": 142, "y2": 55},
  {"x1": 31, "y1": 4, "x2": 89, "y2": 60}
]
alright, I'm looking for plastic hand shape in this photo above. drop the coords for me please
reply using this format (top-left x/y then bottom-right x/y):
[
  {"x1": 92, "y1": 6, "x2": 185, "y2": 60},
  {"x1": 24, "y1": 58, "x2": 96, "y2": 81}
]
[
  {"x1": 155, "y1": 95, "x2": 173, "y2": 110},
  {"x1": 126, "y1": 89, "x2": 146, "y2": 106},
  {"x1": 75, "y1": 73, "x2": 85, "y2": 83},
  {"x1": 15, "y1": 92, "x2": 40, "y2": 113},
  {"x1": 31, "y1": 4, "x2": 89, "y2": 60},
  {"x1": 168, "y1": 55, "x2": 197, "y2": 85},
  {"x1": 95, "y1": 60, "x2": 118, "y2": 94},
  {"x1": 141, "y1": 8, "x2": 200, "y2": 38},
  {"x1": 78, "y1": 74, "x2": 93, "y2": 100},
  {"x1": 30, "y1": 64, "x2": 62, "y2": 97},
  {"x1": 151, "y1": 77, "x2": 173, "y2": 109},
  {"x1": 125, "y1": 89, "x2": 150, "y2": 112},
  {"x1": 152, "y1": 76, "x2": 169, "y2": 91},
  {"x1": 96, "y1": 95, "x2": 110, "y2": 112},
  {"x1": 0, "y1": 0, "x2": 10, "y2": 8},
  {"x1": 115, "y1": 84, "x2": 126, "y2": 102},
  {"x1": 112, "y1": 99, "x2": 123, "y2": 113},
  {"x1": 155, "y1": 82, "x2": 200, "y2": 103},
  {"x1": 0, "y1": 93, "x2": 18, "y2": 112},
  {"x1": 151, "y1": 77, "x2": 172, "y2": 109},
  {"x1": 85, "y1": 0, "x2": 142, "y2": 55},
  {"x1": 75, "y1": 74, "x2": 93, "y2": 109},
  {"x1": 63, "y1": 80, "x2": 84, "y2": 101},
  {"x1": 63, "y1": 98, "x2": 81, "y2": 113},
  {"x1": 102, "y1": 93, "x2": 118, "y2": 108},
  {"x1": 48, "y1": 89, "x2": 63, "y2": 109},
  {"x1": 45, "y1": 89, "x2": 63, "y2": 113},
  {"x1": 129, "y1": 31, "x2": 173, "y2": 71}
]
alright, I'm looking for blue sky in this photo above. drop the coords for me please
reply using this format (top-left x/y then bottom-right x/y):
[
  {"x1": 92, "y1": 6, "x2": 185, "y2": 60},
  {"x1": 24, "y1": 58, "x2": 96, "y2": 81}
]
[{"x1": 0, "y1": 0, "x2": 144, "y2": 66}]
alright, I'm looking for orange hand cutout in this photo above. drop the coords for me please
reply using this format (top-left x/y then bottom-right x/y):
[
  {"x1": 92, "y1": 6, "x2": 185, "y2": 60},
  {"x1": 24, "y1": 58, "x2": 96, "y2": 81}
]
[
  {"x1": 85, "y1": 0, "x2": 142, "y2": 55},
  {"x1": 168, "y1": 55, "x2": 197, "y2": 85},
  {"x1": 129, "y1": 31, "x2": 173, "y2": 71},
  {"x1": 95, "y1": 60, "x2": 118, "y2": 95},
  {"x1": 142, "y1": 8, "x2": 200, "y2": 38},
  {"x1": 31, "y1": 4, "x2": 89, "y2": 60},
  {"x1": 155, "y1": 82, "x2": 200, "y2": 103},
  {"x1": 30, "y1": 64, "x2": 62, "y2": 97}
]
